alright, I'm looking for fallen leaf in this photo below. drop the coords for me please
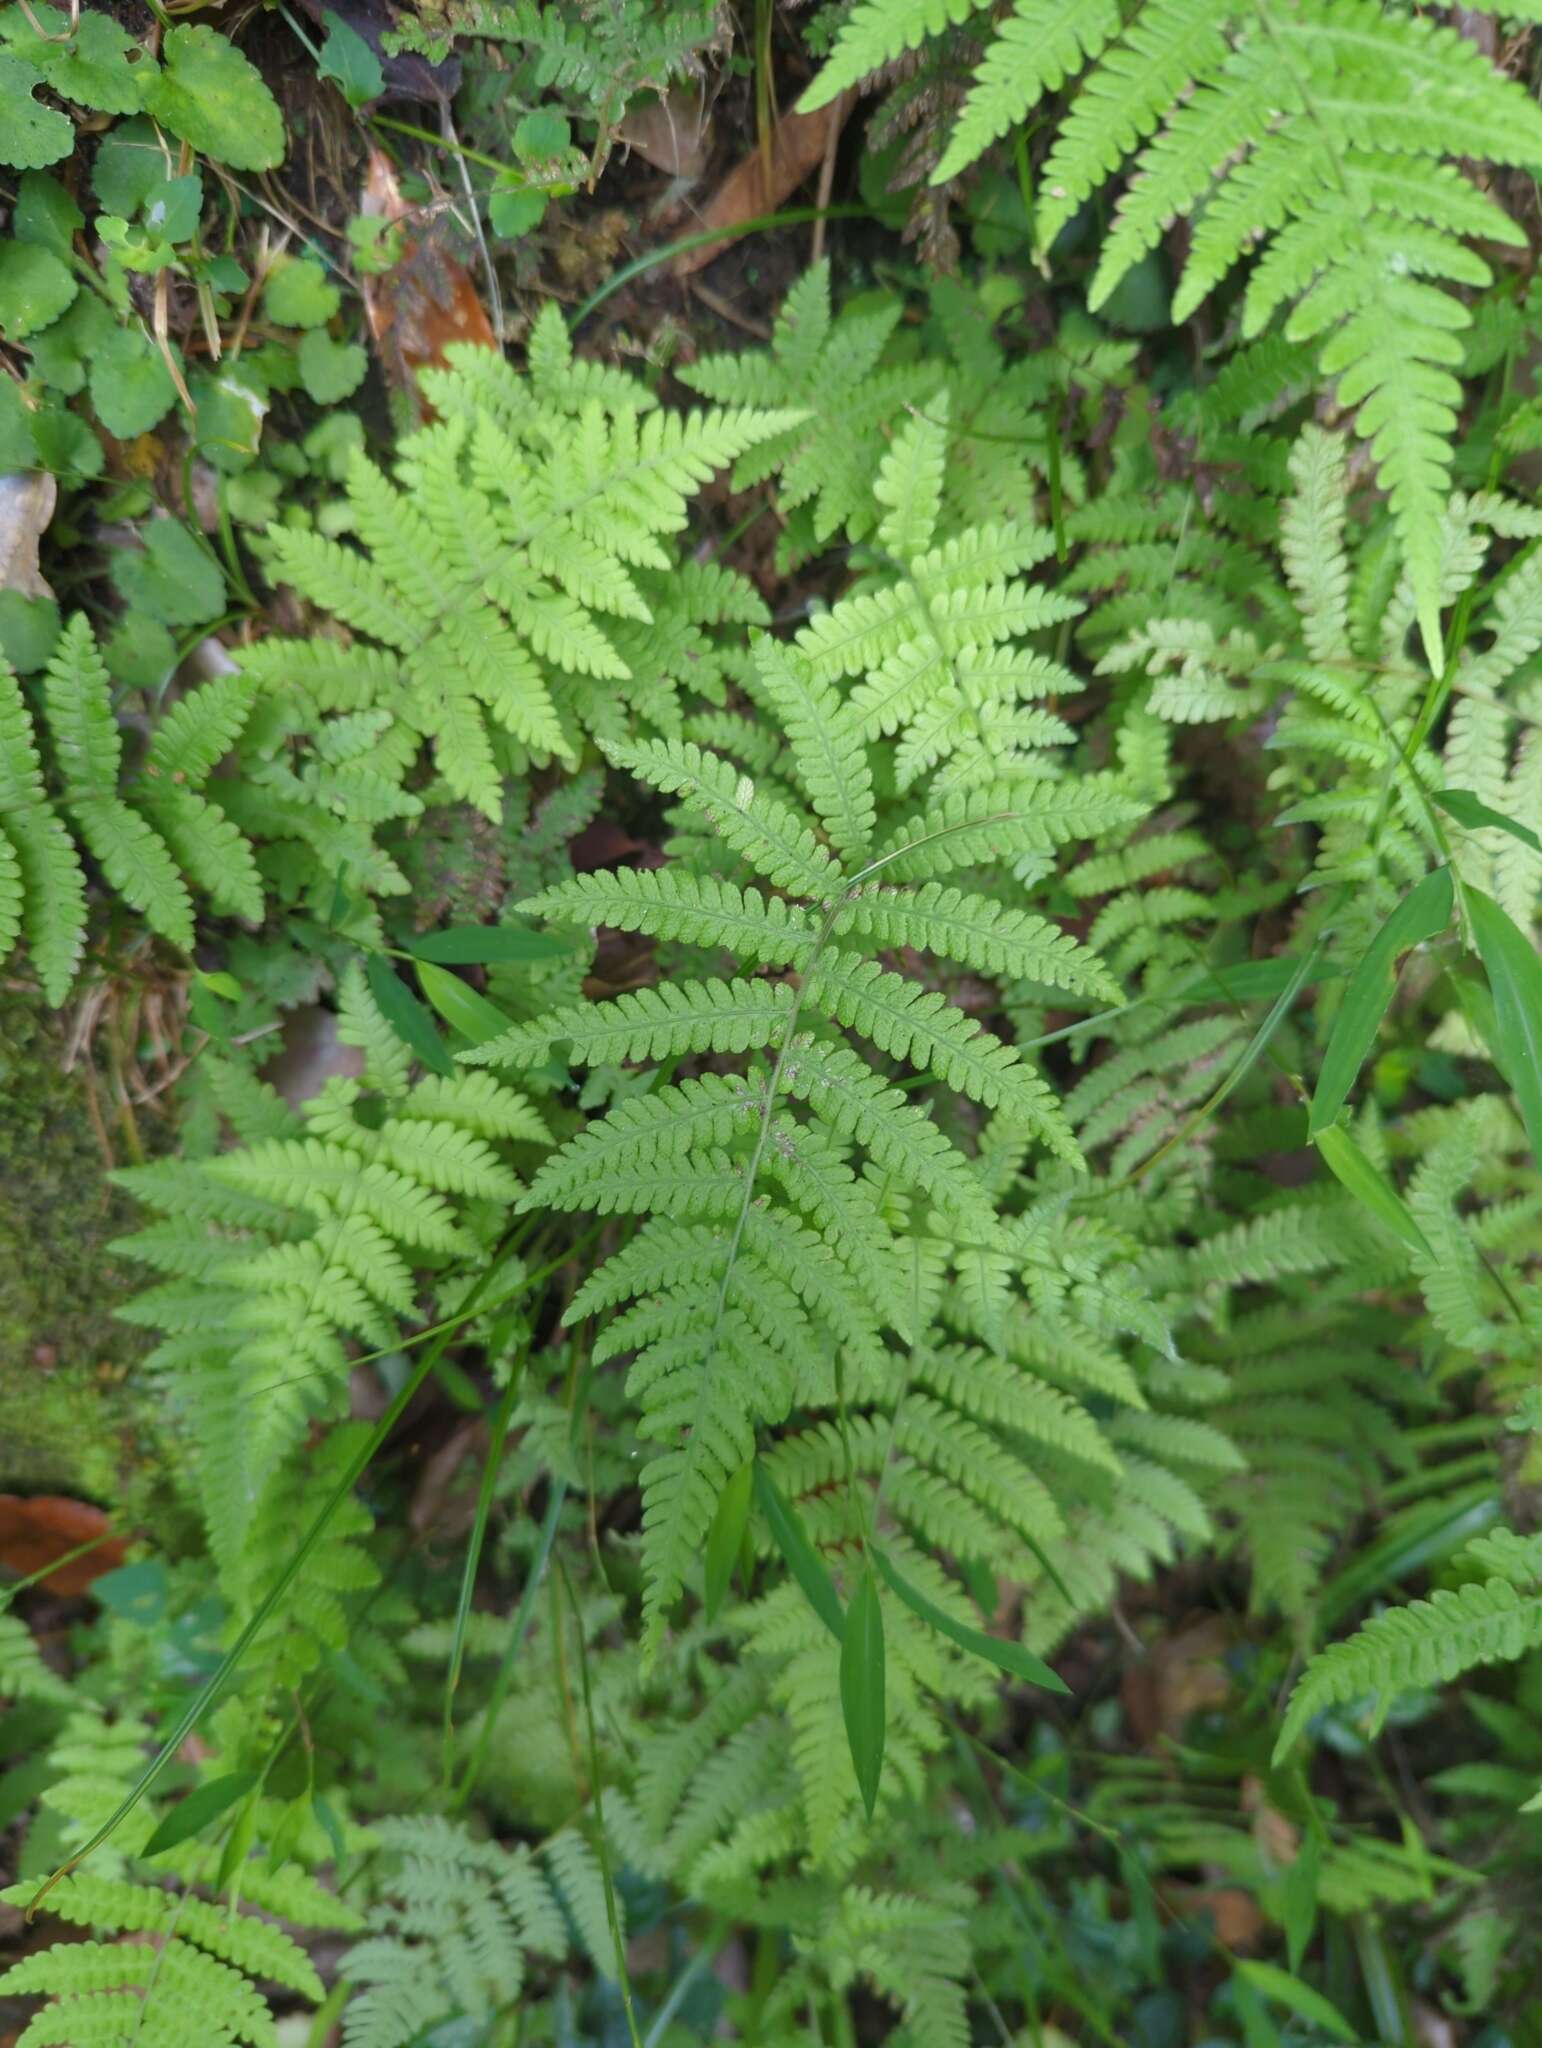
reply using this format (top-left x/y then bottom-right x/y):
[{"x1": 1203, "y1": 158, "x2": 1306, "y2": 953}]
[
  {"x1": 1162, "y1": 1882, "x2": 1266, "y2": 1949},
  {"x1": 0, "y1": 470, "x2": 57, "y2": 598},
  {"x1": 1121, "y1": 1615, "x2": 1233, "y2": 1746},
  {"x1": 0, "y1": 1494, "x2": 127, "y2": 1594},
  {"x1": 358, "y1": 148, "x2": 496, "y2": 410},
  {"x1": 674, "y1": 93, "x2": 855, "y2": 277},
  {"x1": 617, "y1": 84, "x2": 711, "y2": 179}
]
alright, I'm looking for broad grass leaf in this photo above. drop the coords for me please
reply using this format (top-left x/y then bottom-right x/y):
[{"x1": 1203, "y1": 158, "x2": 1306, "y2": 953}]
[
  {"x1": 840, "y1": 1563, "x2": 885, "y2": 1820},
  {"x1": 704, "y1": 1459, "x2": 753, "y2": 1621},
  {"x1": 1468, "y1": 886, "x2": 1542, "y2": 1167},
  {"x1": 874, "y1": 1548, "x2": 1070, "y2": 1694},
  {"x1": 1309, "y1": 867, "x2": 1453, "y2": 1137},
  {"x1": 143, "y1": 1771, "x2": 257, "y2": 1857},
  {"x1": 753, "y1": 1462, "x2": 842, "y2": 1641},
  {"x1": 1313, "y1": 1124, "x2": 1431, "y2": 1255},
  {"x1": 1434, "y1": 787, "x2": 1542, "y2": 857},
  {"x1": 366, "y1": 952, "x2": 452, "y2": 1075}
]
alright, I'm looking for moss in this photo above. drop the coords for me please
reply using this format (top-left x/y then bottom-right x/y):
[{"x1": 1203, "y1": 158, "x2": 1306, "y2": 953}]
[{"x1": 0, "y1": 995, "x2": 187, "y2": 1540}]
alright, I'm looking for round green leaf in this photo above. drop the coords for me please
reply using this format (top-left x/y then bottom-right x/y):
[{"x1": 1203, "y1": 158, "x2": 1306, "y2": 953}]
[
  {"x1": 13, "y1": 170, "x2": 83, "y2": 257},
  {"x1": 318, "y1": 9, "x2": 384, "y2": 108},
  {"x1": 27, "y1": 290, "x2": 114, "y2": 397},
  {"x1": 89, "y1": 324, "x2": 178, "y2": 438},
  {"x1": 92, "y1": 115, "x2": 167, "y2": 216},
  {"x1": 297, "y1": 327, "x2": 366, "y2": 403},
  {"x1": 104, "y1": 613, "x2": 176, "y2": 688},
  {"x1": 489, "y1": 185, "x2": 546, "y2": 239},
  {"x1": 264, "y1": 255, "x2": 341, "y2": 330},
  {"x1": 0, "y1": 52, "x2": 73, "y2": 168},
  {"x1": 28, "y1": 401, "x2": 103, "y2": 479},
  {"x1": 142, "y1": 25, "x2": 284, "y2": 173},
  {"x1": 5, "y1": 6, "x2": 148, "y2": 115},
  {"x1": 111, "y1": 518, "x2": 225, "y2": 627},
  {"x1": 190, "y1": 366, "x2": 268, "y2": 473},
  {"x1": 0, "y1": 241, "x2": 77, "y2": 339},
  {"x1": 144, "y1": 173, "x2": 204, "y2": 246},
  {"x1": 513, "y1": 108, "x2": 571, "y2": 162},
  {"x1": 0, "y1": 590, "x2": 60, "y2": 673}
]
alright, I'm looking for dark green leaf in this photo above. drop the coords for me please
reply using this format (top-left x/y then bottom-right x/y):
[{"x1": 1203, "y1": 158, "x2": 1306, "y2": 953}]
[
  {"x1": 1434, "y1": 787, "x2": 1542, "y2": 857},
  {"x1": 840, "y1": 1564, "x2": 885, "y2": 1821},
  {"x1": 312, "y1": 1793, "x2": 346, "y2": 1866},
  {"x1": 13, "y1": 170, "x2": 82, "y2": 257},
  {"x1": 1282, "y1": 1825, "x2": 1322, "y2": 1975},
  {"x1": 1313, "y1": 1124, "x2": 1431, "y2": 1256},
  {"x1": 405, "y1": 924, "x2": 576, "y2": 965},
  {"x1": 1309, "y1": 866, "x2": 1453, "y2": 1137},
  {"x1": 0, "y1": 241, "x2": 76, "y2": 338},
  {"x1": 1468, "y1": 886, "x2": 1542, "y2": 1168},
  {"x1": 214, "y1": 1791, "x2": 259, "y2": 1888},
  {"x1": 142, "y1": 1771, "x2": 257, "y2": 1857},
  {"x1": 703, "y1": 1459, "x2": 753, "y2": 1621},
  {"x1": 873, "y1": 1548, "x2": 1070, "y2": 1693},
  {"x1": 366, "y1": 953, "x2": 453, "y2": 1076},
  {"x1": 1234, "y1": 1961, "x2": 1357, "y2": 2043},
  {"x1": 753, "y1": 1462, "x2": 843, "y2": 1641},
  {"x1": 318, "y1": 9, "x2": 384, "y2": 108},
  {"x1": 414, "y1": 959, "x2": 516, "y2": 1047},
  {"x1": 110, "y1": 520, "x2": 224, "y2": 627}
]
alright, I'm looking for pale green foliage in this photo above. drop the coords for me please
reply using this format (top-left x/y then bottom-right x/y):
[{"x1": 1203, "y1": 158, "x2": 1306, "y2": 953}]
[
  {"x1": 0, "y1": 616, "x2": 260, "y2": 1002},
  {"x1": 806, "y1": 0, "x2": 1542, "y2": 665},
  {"x1": 338, "y1": 1817, "x2": 606, "y2": 2048},
  {"x1": 241, "y1": 307, "x2": 799, "y2": 815},
  {"x1": 110, "y1": 973, "x2": 546, "y2": 1601}
]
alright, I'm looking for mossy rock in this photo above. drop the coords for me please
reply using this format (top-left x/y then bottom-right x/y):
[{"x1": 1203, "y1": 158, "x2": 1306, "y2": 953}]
[{"x1": 0, "y1": 995, "x2": 188, "y2": 1542}]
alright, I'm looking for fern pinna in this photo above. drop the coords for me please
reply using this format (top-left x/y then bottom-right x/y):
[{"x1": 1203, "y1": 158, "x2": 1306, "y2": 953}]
[
  {"x1": 1, "y1": 615, "x2": 260, "y2": 1004},
  {"x1": 805, "y1": 0, "x2": 1542, "y2": 670}
]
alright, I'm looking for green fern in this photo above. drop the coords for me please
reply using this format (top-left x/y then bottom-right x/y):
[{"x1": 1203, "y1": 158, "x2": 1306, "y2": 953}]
[
  {"x1": 239, "y1": 309, "x2": 801, "y2": 817},
  {"x1": 0, "y1": 617, "x2": 260, "y2": 1003},
  {"x1": 806, "y1": 0, "x2": 1542, "y2": 666}
]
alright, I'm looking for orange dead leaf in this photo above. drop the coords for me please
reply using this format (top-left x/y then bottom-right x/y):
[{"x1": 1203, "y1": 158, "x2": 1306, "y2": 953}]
[
  {"x1": 673, "y1": 92, "x2": 855, "y2": 278},
  {"x1": 358, "y1": 147, "x2": 497, "y2": 412},
  {"x1": 0, "y1": 1494, "x2": 127, "y2": 1594}
]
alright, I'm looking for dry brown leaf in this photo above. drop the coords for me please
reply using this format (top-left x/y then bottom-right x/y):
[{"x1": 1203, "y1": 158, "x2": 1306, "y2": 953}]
[
  {"x1": 358, "y1": 148, "x2": 497, "y2": 411},
  {"x1": 673, "y1": 92, "x2": 855, "y2": 277},
  {"x1": 0, "y1": 470, "x2": 57, "y2": 599},
  {"x1": 1121, "y1": 1615, "x2": 1233, "y2": 1746},
  {"x1": 617, "y1": 84, "x2": 711, "y2": 179},
  {"x1": 0, "y1": 1494, "x2": 127, "y2": 1594}
]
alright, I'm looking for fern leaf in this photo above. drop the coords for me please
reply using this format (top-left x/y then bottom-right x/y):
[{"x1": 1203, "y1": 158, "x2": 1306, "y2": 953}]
[
  {"x1": 603, "y1": 736, "x2": 842, "y2": 896},
  {"x1": 801, "y1": 0, "x2": 985, "y2": 107},
  {"x1": 753, "y1": 640, "x2": 876, "y2": 864},
  {"x1": 833, "y1": 881, "x2": 1122, "y2": 1000},
  {"x1": 1278, "y1": 1576, "x2": 1542, "y2": 1757},
  {"x1": 934, "y1": 0, "x2": 1121, "y2": 182},
  {"x1": 468, "y1": 976, "x2": 797, "y2": 1070},
  {"x1": 519, "y1": 867, "x2": 819, "y2": 965},
  {"x1": 68, "y1": 794, "x2": 194, "y2": 952}
]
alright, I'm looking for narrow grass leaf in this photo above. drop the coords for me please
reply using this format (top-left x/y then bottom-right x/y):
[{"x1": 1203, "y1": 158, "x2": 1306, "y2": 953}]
[
  {"x1": 840, "y1": 1564, "x2": 885, "y2": 1820},
  {"x1": 414, "y1": 958, "x2": 517, "y2": 1048},
  {"x1": 754, "y1": 1462, "x2": 843, "y2": 1641},
  {"x1": 1468, "y1": 886, "x2": 1542, "y2": 1167},
  {"x1": 1309, "y1": 868, "x2": 1453, "y2": 1137},
  {"x1": 874, "y1": 1548, "x2": 1070, "y2": 1694},
  {"x1": 1235, "y1": 1961, "x2": 1358, "y2": 2042},
  {"x1": 367, "y1": 952, "x2": 453, "y2": 1076},
  {"x1": 704, "y1": 1459, "x2": 753, "y2": 1621},
  {"x1": 1313, "y1": 1124, "x2": 1431, "y2": 1255},
  {"x1": 142, "y1": 1771, "x2": 257, "y2": 1857},
  {"x1": 1434, "y1": 787, "x2": 1542, "y2": 857}
]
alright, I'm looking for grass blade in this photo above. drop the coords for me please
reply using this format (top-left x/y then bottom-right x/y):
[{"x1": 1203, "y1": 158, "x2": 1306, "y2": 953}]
[
  {"x1": 1309, "y1": 868, "x2": 1452, "y2": 1137},
  {"x1": 840, "y1": 1563, "x2": 885, "y2": 1820}
]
